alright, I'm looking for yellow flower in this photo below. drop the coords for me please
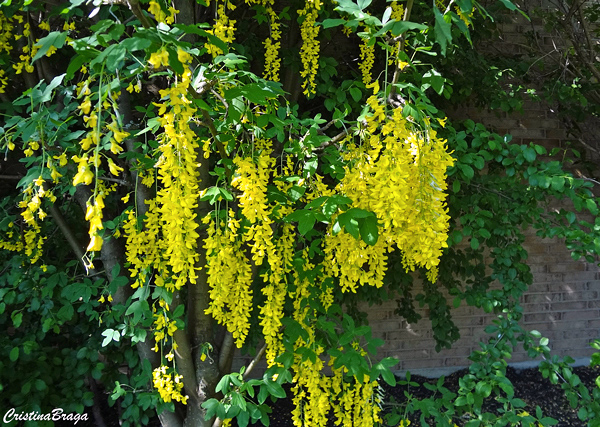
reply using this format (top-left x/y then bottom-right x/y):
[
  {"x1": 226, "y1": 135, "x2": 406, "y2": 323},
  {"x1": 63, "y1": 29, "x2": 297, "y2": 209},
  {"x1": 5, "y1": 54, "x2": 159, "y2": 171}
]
[
  {"x1": 79, "y1": 97, "x2": 92, "y2": 115},
  {"x1": 107, "y1": 158, "x2": 123, "y2": 176},
  {"x1": 87, "y1": 233, "x2": 103, "y2": 252},
  {"x1": 38, "y1": 21, "x2": 50, "y2": 31},
  {"x1": 148, "y1": 48, "x2": 169, "y2": 69}
]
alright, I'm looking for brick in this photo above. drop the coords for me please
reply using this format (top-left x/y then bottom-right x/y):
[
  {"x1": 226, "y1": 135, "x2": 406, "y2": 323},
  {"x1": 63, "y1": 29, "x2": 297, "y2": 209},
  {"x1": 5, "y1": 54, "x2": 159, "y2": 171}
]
[
  {"x1": 552, "y1": 301, "x2": 588, "y2": 311},
  {"x1": 534, "y1": 273, "x2": 565, "y2": 282},
  {"x1": 439, "y1": 346, "x2": 472, "y2": 358},
  {"x1": 444, "y1": 357, "x2": 471, "y2": 367},
  {"x1": 588, "y1": 300, "x2": 600, "y2": 309},
  {"x1": 528, "y1": 282, "x2": 550, "y2": 293},
  {"x1": 562, "y1": 329, "x2": 599, "y2": 340},
  {"x1": 545, "y1": 128, "x2": 568, "y2": 139},
  {"x1": 509, "y1": 128, "x2": 546, "y2": 139},
  {"x1": 548, "y1": 263, "x2": 587, "y2": 273},
  {"x1": 550, "y1": 338, "x2": 593, "y2": 351},
  {"x1": 382, "y1": 340, "x2": 403, "y2": 351},
  {"x1": 561, "y1": 282, "x2": 591, "y2": 292},
  {"x1": 587, "y1": 319, "x2": 600, "y2": 328},
  {"x1": 562, "y1": 291, "x2": 598, "y2": 301},
  {"x1": 523, "y1": 312, "x2": 561, "y2": 323},
  {"x1": 525, "y1": 320, "x2": 586, "y2": 332},
  {"x1": 401, "y1": 339, "x2": 435, "y2": 351},
  {"x1": 453, "y1": 316, "x2": 486, "y2": 327},
  {"x1": 523, "y1": 293, "x2": 560, "y2": 304},
  {"x1": 402, "y1": 358, "x2": 443, "y2": 370},
  {"x1": 522, "y1": 302, "x2": 552, "y2": 313},
  {"x1": 562, "y1": 310, "x2": 599, "y2": 321}
]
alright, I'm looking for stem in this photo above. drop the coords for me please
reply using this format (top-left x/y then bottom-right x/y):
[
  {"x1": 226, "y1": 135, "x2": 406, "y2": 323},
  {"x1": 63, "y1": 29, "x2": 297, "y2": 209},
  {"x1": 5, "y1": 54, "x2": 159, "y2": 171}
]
[
  {"x1": 49, "y1": 203, "x2": 87, "y2": 268},
  {"x1": 389, "y1": 0, "x2": 413, "y2": 98},
  {"x1": 126, "y1": 0, "x2": 154, "y2": 29}
]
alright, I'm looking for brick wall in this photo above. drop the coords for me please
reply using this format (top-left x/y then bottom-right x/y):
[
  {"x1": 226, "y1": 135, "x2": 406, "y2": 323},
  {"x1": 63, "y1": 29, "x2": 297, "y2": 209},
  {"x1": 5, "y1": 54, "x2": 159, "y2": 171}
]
[{"x1": 368, "y1": 235, "x2": 600, "y2": 373}]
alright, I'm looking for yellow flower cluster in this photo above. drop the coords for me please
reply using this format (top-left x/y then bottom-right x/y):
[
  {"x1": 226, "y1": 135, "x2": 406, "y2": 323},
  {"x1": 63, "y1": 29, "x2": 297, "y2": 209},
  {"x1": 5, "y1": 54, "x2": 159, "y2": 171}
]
[
  {"x1": 0, "y1": 222, "x2": 23, "y2": 253},
  {"x1": 153, "y1": 305, "x2": 178, "y2": 345},
  {"x1": 0, "y1": 11, "x2": 14, "y2": 54},
  {"x1": 206, "y1": 2, "x2": 236, "y2": 57},
  {"x1": 84, "y1": 182, "x2": 115, "y2": 252},
  {"x1": 455, "y1": 5, "x2": 473, "y2": 27},
  {"x1": 203, "y1": 211, "x2": 253, "y2": 348},
  {"x1": 262, "y1": 6, "x2": 281, "y2": 82},
  {"x1": 324, "y1": 83, "x2": 454, "y2": 286},
  {"x1": 290, "y1": 270, "x2": 331, "y2": 427},
  {"x1": 298, "y1": 0, "x2": 321, "y2": 96},
  {"x1": 74, "y1": 80, "x2": 127, "y2": 254},
  {"x1": 227, "y1": 153, "x2": 295, "y2": 361},
  {"x1": 123, "y1": 202, "x2": 161, "y2": 288},
  {"x1": 152, "y1": 60, "x2": 201, "y2": 292},
  {"x1": 13, "y1": 177, "x2": 54, "y2": 263},
  {"x1": 289, "y1": 256, "x2": 382, "y2": 427},
  {"x1": 152, "y1": 366, "x2": 188, "y2": 404},
  {"x1": 148, "y1": 1, "x2": 178, "y2": 25},
  {"x1": 359, "y1": 33, "x2": 375, "y2": 85},
  {"x1": 388, "y1": 2, "x2": 405, "y2": 66}
]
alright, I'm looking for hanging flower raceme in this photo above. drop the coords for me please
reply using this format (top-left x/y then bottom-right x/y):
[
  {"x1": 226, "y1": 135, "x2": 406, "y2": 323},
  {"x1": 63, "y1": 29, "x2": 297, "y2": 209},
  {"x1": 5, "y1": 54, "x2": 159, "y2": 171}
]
[
  {"x1": 263, "y1": 6, "x2": 281, "y2": 82},
  {"x1": 324, "y1": 84, "x2": 454, "y2": 287},
  {"x1": 203, "y1": 211, "x2": 254, "y2": 348},
  {"x1": 298, "y1": 0, "x2": 321, "y2": 96},
  {"x1": 206, "y1": 1, "x2": 237, "y2": 57},
  {"x1": 152, "y1": 61, "x2": 202, "y2": 292},
  {"x1": 359, "y1": 30, "x2": 375, "y2": 85}
]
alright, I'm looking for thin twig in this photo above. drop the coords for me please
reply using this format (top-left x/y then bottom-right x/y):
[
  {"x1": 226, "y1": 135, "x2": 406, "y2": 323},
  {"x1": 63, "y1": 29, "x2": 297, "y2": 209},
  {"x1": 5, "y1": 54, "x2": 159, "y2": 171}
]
[{"x1": 243, "y1": 341, "x2": 267, "y2": 380}]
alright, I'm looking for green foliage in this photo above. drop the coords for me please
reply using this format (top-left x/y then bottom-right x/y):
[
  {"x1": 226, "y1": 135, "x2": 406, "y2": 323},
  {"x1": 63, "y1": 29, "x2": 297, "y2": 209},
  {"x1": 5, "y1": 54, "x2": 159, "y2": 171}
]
[{"x1": 0, "y1": 0, "x2": 599, "y2": 426}]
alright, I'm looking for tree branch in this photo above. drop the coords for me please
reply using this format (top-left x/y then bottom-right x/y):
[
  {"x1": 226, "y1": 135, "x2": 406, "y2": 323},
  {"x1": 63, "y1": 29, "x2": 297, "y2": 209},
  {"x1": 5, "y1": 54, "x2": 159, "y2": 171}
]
[
  {"x1": 218, "y1": 332, "x2": 234, "y2": 373},
  {"x1": 126, "y1": 0, "x2": 153, "y2": 29},
  {"x1": 243, "y1": 341, "x2": 267, "y2": 380},
  {"x1": 49, "y1": 203, "x2": 86, "y2": 267},
  {"x1": 389, "y1": 0, "x2": 414, "y2": 97}
]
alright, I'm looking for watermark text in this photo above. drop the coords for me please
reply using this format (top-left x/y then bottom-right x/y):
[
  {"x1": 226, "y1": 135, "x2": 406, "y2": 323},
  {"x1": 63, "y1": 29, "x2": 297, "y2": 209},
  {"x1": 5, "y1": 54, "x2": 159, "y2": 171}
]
[{"x1": 3, "y1": 408, "x2": 88, "y2": 425}]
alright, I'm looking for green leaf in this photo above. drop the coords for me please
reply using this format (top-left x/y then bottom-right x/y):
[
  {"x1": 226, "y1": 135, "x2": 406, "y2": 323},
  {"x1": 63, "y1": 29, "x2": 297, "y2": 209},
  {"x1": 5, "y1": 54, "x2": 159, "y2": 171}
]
[
  {"x1": 9, "y1": 347, "x2": 18, "y2": 362},
  {"x1": 120, "y1": 35, "x2": 153, "y2": 52},
  {"x1": 523, "y1": 147, "x2": 537, "y2": 162},
  {"x1": 41, "y1": 73, "x2": 66, "y2": 103},
  {"x1": 321, "y1": 18, "x2": 346, "y2": 29},
  {"x1": 359, "y1": 215, "x2": 378, "y2": 246},
  {"x1": 470, "y1": 237, "x2": 479, "y2": 250},
  {"x1": 498, "y1": 0, "x2": 518, "y2": 10},
  {"x1": 433, "y1": 7, "x2": 452, "y2": 55},
  {"x1": 264, "y1": 380, "x2": 286, "y2": 399},
  {"x1": 586, "y1": 199, "x2": 598, "y2": 215},
  {"x1": 388, "y1": 21, "x2": 428, "y2": 37},
  {"x1": 201, "y1": 399, "x2": 220, "y2": 420},
  {"x1": 32, "y1": 31, "x2": 68, "y2": 62},
  {"x1": 224, "y1": 82, "x2": 285, "y2": 105},
  {"x1": 349, "y1": 87, "x2": 362, "y2": 102},
  {"x1": 458, "y1": 164, "x2": 474, "y2": 180},
  {"x1": 237, "y1": 411, "x2": 250, "y2": 427},
  {"x1": 11, "y1": 311, "x2": 23, "y2": 328}
]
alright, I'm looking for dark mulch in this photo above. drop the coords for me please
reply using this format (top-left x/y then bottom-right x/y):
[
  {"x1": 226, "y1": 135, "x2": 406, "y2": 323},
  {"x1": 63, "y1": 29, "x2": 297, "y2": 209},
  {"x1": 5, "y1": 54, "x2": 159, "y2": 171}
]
[{"x1": 264, "y1": 365, "x2": 600, "y2": 427}]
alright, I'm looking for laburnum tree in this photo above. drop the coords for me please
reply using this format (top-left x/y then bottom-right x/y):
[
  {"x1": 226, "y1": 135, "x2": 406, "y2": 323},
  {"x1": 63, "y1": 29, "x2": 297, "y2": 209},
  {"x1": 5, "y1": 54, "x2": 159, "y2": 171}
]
[{"x1": 1, "y1": 0, "x2": 600, "y2": 426}]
